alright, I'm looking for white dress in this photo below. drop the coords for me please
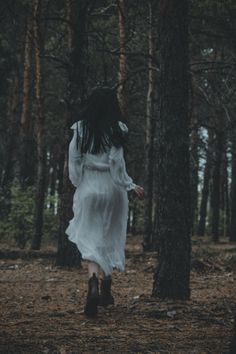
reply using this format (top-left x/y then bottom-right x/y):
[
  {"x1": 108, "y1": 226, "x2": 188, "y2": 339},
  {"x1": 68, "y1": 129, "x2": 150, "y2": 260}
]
[{"x1": 65, "y1": 120, "x2": 136, "y2": 275}]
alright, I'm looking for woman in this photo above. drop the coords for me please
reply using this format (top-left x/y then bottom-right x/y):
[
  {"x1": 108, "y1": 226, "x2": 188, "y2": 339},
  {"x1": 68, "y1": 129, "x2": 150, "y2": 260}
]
[{"x1": 65, "y1": 87, "x2": 144, "y2": 317}]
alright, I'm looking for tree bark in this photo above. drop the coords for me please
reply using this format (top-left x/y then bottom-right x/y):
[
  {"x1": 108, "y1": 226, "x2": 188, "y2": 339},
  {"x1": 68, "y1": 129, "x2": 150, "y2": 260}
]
[
  {"x1": 190, "y1": 118, "x2": 199, "y2": 235},
  {"x1": 220, "y1": 141, "x2": 230, "y2": 237},
  {"x1": 117, "y1": 0, "x2": 127, "y2": 116},
  {"x1": 230, "y1": 131, "x2": 236, "y2": 242},
  {"x1": 56, "y1": 0, "x2": 90, "y2": 266},
  {"x1": 48, "y1": 151, "x2": 57, "y2": 210},
  {"x1": 57, "y1": 148, "x2": 65, "y2": 196},
  {"x1": 31, "y1": 0, "x2": 47, "y2": 250},
  {"x1": 20, "y1": 10, "x2": 35, "y2": 188},
  {"x1": 224, "y1": 159, "x2": 230, "y2": 238},
  {"x1": 143, "y1": 0, "x2": 157, "y2": 251},
  {"x1": 57, "y1": 147, "x2": 80, "y2": 266},
  {"x1": 211, "y1": 128, "x2": 224, "y2": 242},
  {"x1": 0, "y1": 71, "x2": 20, "y2": 218},
  {"x1": 197, "y1": 129, "x2": 213, "y2": 236},
  {"x1": 152, "y1": 0, "x2": 191, "y2": 299}
]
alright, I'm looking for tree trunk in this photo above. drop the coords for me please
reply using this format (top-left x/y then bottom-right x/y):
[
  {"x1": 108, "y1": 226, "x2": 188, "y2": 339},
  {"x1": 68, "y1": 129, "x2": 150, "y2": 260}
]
[
  {"x1": 57, "y1": 146, "x2": 80, "y2": 266},
  {"x1": 190, "y1": 118, "x2": 199, "y2": 235},
  {"x1": 31, "y1": 0, "x2": 46, "y2": 250},
  {"x1": 152, "y1": 0, "x2": 191, "y2": 299},
  {"x1": 49, "y1": 151, "x2": 57, "y2": 210},
  {"x1": 143, "y1": 0, "x2": 157, "y2": 251},
  {"x1": 197, "y1": 129, "x2": 213, "y2": 236},
  {"x1": 211, "y1": 129, "x2": 224, "y2": 242},
  {"x1": 224, "y1": 156, "x2": 230, "y2": 238},
  {"x1": 220, "y1": 142, "x2": 229, "y2": 237},
  {"x1": 57, "y1": 148, "x2": 65, "y2": 196},
  {"x1": 0, "y1": 72, "x2": 20, "y2": 218},
  {"x1": 131, "y1": 199, "x2": 138, "y2": 235},
  {"x1": 230, "y1": 133, "x2": 236, "y2": 242},
  {"x1": 20, "y1": 10, "x2": 35, "y2": 188},
  {"x1": 117, "y1": 0, "x2": 127, "y2": 116},
  {"x1": 56, "y1": 0, "x2": 90, "y2": 266}
]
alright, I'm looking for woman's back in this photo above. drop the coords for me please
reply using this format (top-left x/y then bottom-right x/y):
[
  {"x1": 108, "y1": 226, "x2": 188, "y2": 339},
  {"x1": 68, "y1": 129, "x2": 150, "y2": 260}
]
[
  {"x1": 69, "y1": 119, "x2": 131, "y2": 174},
  {"x1": 66, "y1": 118, "x2": 134, "y2": 275},
  {"x1": 65, "y1": 87, "x2": 144, "y2": 318}
]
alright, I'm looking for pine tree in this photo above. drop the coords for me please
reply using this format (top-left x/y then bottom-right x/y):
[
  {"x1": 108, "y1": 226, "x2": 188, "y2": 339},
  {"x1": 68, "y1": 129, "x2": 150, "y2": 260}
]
[{"x1": 152, "y1": 0, "x2": 191, "y2": 299}]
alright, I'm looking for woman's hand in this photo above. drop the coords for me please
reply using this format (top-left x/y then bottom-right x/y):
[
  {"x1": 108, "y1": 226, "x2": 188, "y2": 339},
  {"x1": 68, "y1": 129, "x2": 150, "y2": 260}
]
[{"x1": 134, "y1": 185, "x2": 144, "y2": 198}]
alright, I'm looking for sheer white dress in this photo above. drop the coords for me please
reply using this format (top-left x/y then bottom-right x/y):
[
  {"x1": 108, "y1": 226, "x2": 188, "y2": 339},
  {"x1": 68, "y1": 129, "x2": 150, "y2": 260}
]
[{"x1": 65, "y1": 120, "x2": 136, "y2": 275}]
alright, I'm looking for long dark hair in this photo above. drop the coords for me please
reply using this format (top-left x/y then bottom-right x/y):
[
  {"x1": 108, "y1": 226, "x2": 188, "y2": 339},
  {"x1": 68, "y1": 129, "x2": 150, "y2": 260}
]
[{"x1": 77, "y1": 87, "x2": 127, "y2": 154}]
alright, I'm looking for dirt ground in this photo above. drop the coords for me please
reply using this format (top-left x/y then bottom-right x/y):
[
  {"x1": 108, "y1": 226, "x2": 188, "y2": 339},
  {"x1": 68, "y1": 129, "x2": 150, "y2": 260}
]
[{"x1": 0, "y1": 235, "x2": 236, "y2": 354}]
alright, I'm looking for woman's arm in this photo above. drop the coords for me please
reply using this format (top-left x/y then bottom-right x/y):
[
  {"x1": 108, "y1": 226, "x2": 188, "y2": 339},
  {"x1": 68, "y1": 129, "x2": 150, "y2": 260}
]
[
  {"x1": 68, "y1": 123, "x2": 84, "y2": 188},
  {"x1": 110, "y1": 122, "x2": 144, "y2": 196},
  {"x1": 108, "y1": 146, "x2": 137, "y2": 191}
]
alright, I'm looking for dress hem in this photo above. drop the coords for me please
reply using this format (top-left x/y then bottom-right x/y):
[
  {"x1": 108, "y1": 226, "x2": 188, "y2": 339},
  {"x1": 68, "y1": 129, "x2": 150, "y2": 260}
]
[{"x1": 66, "y1": 230, "x2": 125, "y2": 276}]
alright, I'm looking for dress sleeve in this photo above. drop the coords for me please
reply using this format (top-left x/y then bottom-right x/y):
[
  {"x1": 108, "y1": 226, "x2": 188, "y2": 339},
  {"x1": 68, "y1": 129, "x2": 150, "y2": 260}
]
[
  {"x1": 109, "y1": 146, "x2": 136, "y2": 191},
  {"x1": 68, "y1": 122, "x2": 84, "y2": 188}
]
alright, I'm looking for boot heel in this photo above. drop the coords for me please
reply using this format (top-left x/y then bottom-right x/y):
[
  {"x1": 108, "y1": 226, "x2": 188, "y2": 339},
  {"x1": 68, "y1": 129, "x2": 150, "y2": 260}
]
[
  {"x1": 98, "y1": 275, "x2": 115, "y2": 307},
  {"x1": 84, "y1": 273, "x2": 99, "y2": 317}
]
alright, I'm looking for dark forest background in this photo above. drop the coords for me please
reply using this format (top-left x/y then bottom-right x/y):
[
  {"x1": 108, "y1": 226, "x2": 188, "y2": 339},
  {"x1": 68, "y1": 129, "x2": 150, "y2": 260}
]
[
  {"x1": 0, "y1": 0, "x2": 236, "y2": 277},
  {"x1": 1, "y1": 1, "x2": 236, "y2": 352}
]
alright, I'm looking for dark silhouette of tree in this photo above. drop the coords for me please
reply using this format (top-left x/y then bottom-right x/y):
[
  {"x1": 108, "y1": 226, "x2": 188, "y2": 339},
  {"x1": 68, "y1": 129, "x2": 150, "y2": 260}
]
[
  {"x1": 143, "y1": 0, "x2": 158, "y2": 251},
  {"x1": 31, "y1": 0, "x2": 46, "y2": 250},
  {"x1": 152, "y1": 0, "x2": 191, "y2": 299},
  {"x1": 117, "y1": 0, "x2": 127, "y2": 116},
  {"x1": 211, "y1": 113, "x2": 224, "y2": 243},
  {"x1": 57, "y1": 0, "x2": 92, "y2": 266},
  {"x1": 230, "y1": 126, "x2": 236, "y2": 242},
  {"x1": 197, "y1": 128, "x2": 213, "y2": 236},
  {"x1": 20, "y1": 6, "x2": 35, "y2": 188}
]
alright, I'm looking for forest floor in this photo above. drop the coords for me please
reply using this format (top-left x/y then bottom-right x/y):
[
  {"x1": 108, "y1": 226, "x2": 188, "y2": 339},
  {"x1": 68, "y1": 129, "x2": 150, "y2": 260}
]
[{"x1": 0, "y1": 235, "x2": 236, "y2": 354}]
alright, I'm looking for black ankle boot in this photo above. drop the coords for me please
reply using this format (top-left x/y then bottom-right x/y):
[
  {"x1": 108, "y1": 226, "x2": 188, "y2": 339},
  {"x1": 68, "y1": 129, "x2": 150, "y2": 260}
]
[
  {"x1": 98, "y1": 275, "x2": 114, "y2": 307},
  {"x1": 84, "y1": 273, "x2": 99, "y2": 317}
]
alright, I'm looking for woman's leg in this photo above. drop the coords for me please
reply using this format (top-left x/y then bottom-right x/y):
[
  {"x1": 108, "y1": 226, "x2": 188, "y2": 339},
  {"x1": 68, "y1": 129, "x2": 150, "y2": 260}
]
[
  {"x1": 84, "y1": 262, "x2": 100, "y2": 317},
  {"x1": 88, "y1": 261, "x2": 99, "y2": 278},
  {"x1": 88, "y1": 262, "x2": 113, "y2": 279},
  {"x1": 100, "y1": 269, "x2": 105, "y2": 279},
  {"x1": 98, "y1": 268, "x2": 114, "y2": 306}
]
